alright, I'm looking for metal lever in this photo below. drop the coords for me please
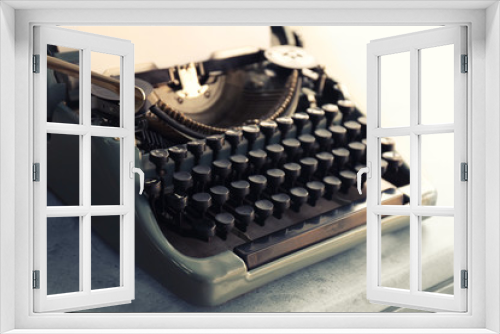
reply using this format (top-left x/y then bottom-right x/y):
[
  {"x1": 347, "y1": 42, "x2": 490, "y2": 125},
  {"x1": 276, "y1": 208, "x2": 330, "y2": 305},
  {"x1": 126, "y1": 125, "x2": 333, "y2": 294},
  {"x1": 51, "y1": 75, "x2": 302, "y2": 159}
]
[
  {"x1": 130, "y1": 161, "x2": 145, "y2": 195},
  {"x1": 356, "y1": 162, "x2": 371, "y2": 195}
]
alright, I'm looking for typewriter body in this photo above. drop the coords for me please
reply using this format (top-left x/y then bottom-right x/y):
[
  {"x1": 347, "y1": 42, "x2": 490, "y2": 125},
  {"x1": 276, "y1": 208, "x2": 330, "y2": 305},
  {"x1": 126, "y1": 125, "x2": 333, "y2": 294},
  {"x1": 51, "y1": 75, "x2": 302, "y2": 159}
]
[{"x1": 46, "y1": 27, "x2": 435, "y2": 306}]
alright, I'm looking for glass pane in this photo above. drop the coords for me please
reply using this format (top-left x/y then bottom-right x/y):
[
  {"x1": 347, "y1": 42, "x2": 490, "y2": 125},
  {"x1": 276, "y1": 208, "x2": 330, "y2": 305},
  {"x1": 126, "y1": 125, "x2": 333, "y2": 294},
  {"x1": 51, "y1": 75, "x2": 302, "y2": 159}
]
[
  {"x1": 421, "y1": 216, "x2": 454, "y2": 295},
  {"x1": 380, "y1": 215, "x2": 410, "y2": 290},
  {"x1": 420, "y1": 44, "x2": 454, "y2": 125},
  {"x1": 47, "y1": 45, "x2": 81, "y2": 124},
  {"x1": 380, "y1": 52, "x2": 410, "y2": 128},
  {"x1": 381, "y1": 136, "x2": 410, "y2": 205},
  {"x1": 91, "y1": 216, "x2": 121, "y2": 290},
  {"x1": 47, "y1": 134, "x2": 80, "y2": 206},
  {"x1": 91, "y1": 52, "x2": 121, "y2": 128},
  {"x1": 47, "y1": 217, "x2": 80, "y2": 295},
  {"x1": 421, "y1": 133, "x2": 454, "y2": 207},
  {"x1": 91, "y1": 137, "x2": 121, "y2": 206}
]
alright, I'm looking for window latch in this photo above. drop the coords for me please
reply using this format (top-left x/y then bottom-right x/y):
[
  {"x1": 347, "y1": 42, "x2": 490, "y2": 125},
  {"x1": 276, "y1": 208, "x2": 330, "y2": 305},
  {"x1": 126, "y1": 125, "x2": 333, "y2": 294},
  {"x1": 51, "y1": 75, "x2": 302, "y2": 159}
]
[
  {"x1": 129, "y1": 161, "x2": 144, "y2": 195},
  {"x1": 356, "y1": 162, "x2": 371, "y2": 195}
]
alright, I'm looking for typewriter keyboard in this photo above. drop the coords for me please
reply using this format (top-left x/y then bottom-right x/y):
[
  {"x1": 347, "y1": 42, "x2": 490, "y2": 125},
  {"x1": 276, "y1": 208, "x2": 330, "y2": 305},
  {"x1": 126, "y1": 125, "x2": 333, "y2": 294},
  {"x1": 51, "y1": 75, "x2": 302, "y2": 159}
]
[{"x1": 141, "y1": 100, "x2": 406, "y2": 269}]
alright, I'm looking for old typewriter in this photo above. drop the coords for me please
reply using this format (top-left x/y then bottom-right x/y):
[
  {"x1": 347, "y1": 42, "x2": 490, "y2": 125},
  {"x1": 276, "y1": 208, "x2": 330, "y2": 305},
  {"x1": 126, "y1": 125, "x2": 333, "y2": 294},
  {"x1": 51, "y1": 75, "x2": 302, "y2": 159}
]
[{"x1": 46, "y1": 27, "x2": 435, "y2": 306}]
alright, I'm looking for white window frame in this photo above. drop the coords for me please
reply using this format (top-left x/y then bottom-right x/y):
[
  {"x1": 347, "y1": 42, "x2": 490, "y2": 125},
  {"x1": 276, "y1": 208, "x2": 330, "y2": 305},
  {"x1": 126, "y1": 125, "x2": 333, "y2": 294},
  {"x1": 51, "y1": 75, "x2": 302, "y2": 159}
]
[{"x1": 0, "y1": 1, "x2": 498, "y2": 333}]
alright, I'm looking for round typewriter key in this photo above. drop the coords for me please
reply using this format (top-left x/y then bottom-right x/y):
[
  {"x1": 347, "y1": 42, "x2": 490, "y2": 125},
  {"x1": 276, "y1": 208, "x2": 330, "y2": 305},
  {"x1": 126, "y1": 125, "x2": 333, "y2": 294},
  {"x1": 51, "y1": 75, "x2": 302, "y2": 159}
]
[
  {"x1": 206, "y1": 135, "x2": 225, "y2": 160},
  {"x1": 299, "y1": 157, "x2": 318, "y2": 182},
  {"x1": 212, "y1": 159, "x2": 232, "y2": 184},
  {"x1": 209, "y1": 185, "x2": 230, "y2": 210},
  {"x1": 225, "y1": 130, "x2": 242, "y2": 155},
  {"x1": 314, "y1": 129, "x2": 333, "y2": 152},
  {"x1": 260, "y1": 120, "x2": 278, "y2": 146},
  {"x1": 306, "y1": 181, "x2": 325, "y2": 207},
  {"x1": 264, "y1": 45, "x2": 318, "y2": 70},
  {"x1": 382, "y1": 151, "x2": 404, "y2": 172},
  {"x1": 149, "y1": 149, "x2": 169, "y2": 171},
  {"x1": 187, "y1": 140, "x2": 205, "y2": 165},
  {"x1": 144, "y1": 178, "x2": 162, "y2": 198},
  {"x1": 230, "y1": 154, "x2": 249, "y2": 180},
  {"x1": 306, "y1": 107, "x2": 325, "y2": 131},
  {"x1": 358, "y1": 116, "x2": 367, "y2": 139},
  {"x1": 215, "y1": 213, "x2": 235, "y2": 239},
  {"x1": 265, "y1": 144, "x2": 284, "y2": 168},
  {"x1": 192, "y1": 165, "x2": 212, "y2": 192},
  {"x1": 168, "y1": 145, "x2": 188, "y2": 172},
  {"x1": 282, "y1": 138, "x2": 301, "y2": 162},
  {"x1": 173, "y1": 171, "x2": 193, "y2": 196},
  {"x1": 248, "y1": 149, "x2": 267, "y2": 174},
  {"x1": 191, "y1": 192, "x2": 212, "y2": 214},
  {"x1": 315, "y1": 151, "x2": 334, "y2": 178},
  {"x1": 344, "y1": 120, "x2": 362, "y2": 142},
  {"x1": 347, "y1": 141, "x2": 366, "y2": 165},
  {"x1": 230, "y1": 180, "x2": 250, "y2": 204},
  {"x1": 271, "y1": 193, "x2": 291, "y2": 219},
  {"x1": 323, "y1": 176, "x2": 341, "y2": 200},
  {"x1": 339, "y1": 170, "x2": 357, "y2": 194},
  {"x1": 254, "y1": 199, "x2": 274, "y2": 226},
  {"x1": 337, "y1": 99, "x2": 355, "y2": 123},
  {"x1": 322, "y1": 103, "x2": 339, "y2": 128},
  {"x1": 167, "y1": 193, "x2": 188, "y2": 211},
  {"x1": 283, "y1": 162, "x2": 301, "y2": 187},
  {"x1": 381, "y1": 137, "x2": 396, "y2": 153},
  {"x1": 332, "y1": 148, "x2": 350, "y2": 170},
  {"x1": 329, "y1": 124, "x2": 347, "y2": 147},
  {"x1": 235, "y1": 205, "x2": 255, "y2": 231},
  {"x1": 276, "y1": 117, "x2": 294, "y2": 140},
  {"x1": 266, "y1": 169, "x2": 285, "y2": 194},
  {"x1": 248, "y1": 175, "x2": 267, "y2": 200},
  {"x1": 290, "y1": 187, "x2": 309, "y2": 212},
  {"x1": 242, "y1": 125, "x2": 260, "y2": 151},
  {"x1": 292, "y1": 112, "x2": 309, "y2": 136},
  {"x1": 298, "y1": 134, "x2": 316, "y2": 157},
  {"x1": 193, "y1": 219, "x2": 216, "y2": 242}
]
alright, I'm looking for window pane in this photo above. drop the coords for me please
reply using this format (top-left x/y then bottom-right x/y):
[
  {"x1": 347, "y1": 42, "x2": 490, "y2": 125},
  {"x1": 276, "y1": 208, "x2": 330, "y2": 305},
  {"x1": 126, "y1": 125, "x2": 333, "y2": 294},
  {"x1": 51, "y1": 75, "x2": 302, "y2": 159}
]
[
  {"x1": 91, "y1": 215, "x2": 121, "y2": 290},
  {"x1": 421, "y1": 216, "x2": 454, "y2": 295},
  {"x1": 421, "y1": 133, "x2": 454, "y2": 207},
  {"x1": 47, "y1": 134, "x2": 80, "y2": 206},
  {"x1": 380, "y1": 215, "x2": 410, "y2": 290},
  {"x1": 91, "y1": 137, "x2": 121, "y2": 206},
  {"x1": 380, "y1": 52, "x2": 410, "y2": 128},
  {"x1": 420, "y1": 44, "x2": 454, "y2": 125},
  {"x1": 47, "y1": 217, "x2": 80, "y2": 295},
  {"x1": 91, "y1": 52, "x2": 121, "y2": 128},
  {"x1": 380, "y1": 136, "x2": 410, "y2": 205}
]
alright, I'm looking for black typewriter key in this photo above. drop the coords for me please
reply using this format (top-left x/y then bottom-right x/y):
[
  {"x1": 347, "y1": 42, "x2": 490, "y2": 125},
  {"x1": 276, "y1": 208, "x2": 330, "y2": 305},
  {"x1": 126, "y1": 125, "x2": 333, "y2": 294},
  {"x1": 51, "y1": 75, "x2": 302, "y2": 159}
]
[
  {"x1": 382, "y1": 151, "x2": 404, "y2": 173},
  {"x1": 225, "y1": 130, "x2": 243, "y2": 155},
  {"x1": 206, "y1": 134, "x2": 225, "y2": 161},
  {"x1": 209, "y1": 185, "x2": 229, "y2": 213},
  {"x1": 248, "y1": 175, "x2": 267, "y2": 201},
  {"x1": 230, "y1": 154, "x2": 249, "y2": 180},
  {"x1": 276, "y1": 117, "x2": 293, "y2": 140},
  {"x1": 283, "y1": 162, "x2": 301, "y2": 187},
  {"x1": 354, "y1": 164, "x2": 368, "y2": 189},
  {"x1": 306, "y1": 181, "x2": 325, "y2": 207},
  {"x1": 339, "y1": 170, "x2": 356, "y2": 194},
  {"x1": 299, "y1": 157, "x2": 318, "y2": 182},
  {"x1": 192, "y1": 165, "x2": 211, "y2": 193},
  {"x1": 190, "y1": 192, "x2": 213, "y2": 217},
  {"x1": 314, "y1": 129, "x2": 332, "y2": 152},
  {"x1": 306, "y1": 107, "x2": 325, "y2": 131},
  {"x1": 265, "y1": 144, "x2": 284, "y2": 168},
  {"x1": 212, "y1": 159, "x2": 232, "y2": 185},
  {"x1": 290, "y1": 187, "x2": 308, "y2": 212},
  {"x1": 338, "y1": 99, "x2": 355, "y2": 123},
  {"x1": 230, "y1": 180, "x2": 250, "y2": 206},
  {"x1": 266, "y1": 168, "x2": 285, "y2": 194},
  {"x1": 144, "y1": 177, "x2": 162, "y2": 198},
  {"x1": 166, "y1": 193, "x2": 188, "y2": 229},
  {"x1": 235, "y1": 205, "x2": 255, "y2": 232},
  {"x1": 329, "y1": 124, "x2": 347, "y2": 148},
  {"x1": 282, "y1": 138, "x2": 301, "y2": 162},
  {"x1": 260, "y1": 120, "x2": 278, "y2": 146},
  {"x1": 381, "y1": 159, "x2": 389, "y2": 176},
  {"x1": 322, "y1": 103, "x2": 339, "y2": 128},
  {"x1": 381, "y1": 137, "x2": 396, "y2": 153},
  {"x1": 173, "y1": 171, "x2": 193, "y2": 196},
  {"x1": 358, "y1": 116, "x2": 367, "y2": 139},
  {"x1": 332, "y1": 148, "x2": 350, "y2": 171},
  {"x1": 242, "y1": 125, "x2": 260, "y2": 152},
  {"x1": 347, "y1": 141, "x2": 366, "y2": 165},
  {"x1": 215, "y1": 212, "x2": 235, "y2": 240},
  {"x1": 187, "y1": 140, "x2": 205, "y2": 166},
  {"x1": 193, "y1": 219, "x2": 216, "y2": 242},
  {"x1": 298, "y1": 134, "x2": 316, "y2": 157},
  {"x1": 248, "y1": 149, "x2": 267, "y2": 175},
  {"x1": 271, "y1": 193, "x2": 291, "y2": 219},
  {"x1": 149, "y1": 148, "x2": 169, "y2": 176},
  {"x1": 344, "y1": 120, "x2": 362, "y2": 143},
  {"x1": 168, "y1": 145, "x2": 188, "y2": 172},
  {"x1": 323, "y1": 175, "x2": 341, "y2": 200},
  {"x1": 292, "y1": 112, "x2": 309, "y2": 136},
  {"x1": 315, "y1": 151, "x2": 334, "y2": 178},
  {"x1": 254, "y1": 199, "x2": 274, "y2": 226}
]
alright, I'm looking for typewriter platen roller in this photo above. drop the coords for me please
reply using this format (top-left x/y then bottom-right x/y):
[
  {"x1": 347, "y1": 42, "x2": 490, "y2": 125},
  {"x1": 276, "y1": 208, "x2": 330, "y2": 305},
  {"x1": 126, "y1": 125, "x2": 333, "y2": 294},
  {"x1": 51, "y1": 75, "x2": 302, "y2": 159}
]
[{"x1": 46, "y1": 27, "x2": 436, "y2": 306}]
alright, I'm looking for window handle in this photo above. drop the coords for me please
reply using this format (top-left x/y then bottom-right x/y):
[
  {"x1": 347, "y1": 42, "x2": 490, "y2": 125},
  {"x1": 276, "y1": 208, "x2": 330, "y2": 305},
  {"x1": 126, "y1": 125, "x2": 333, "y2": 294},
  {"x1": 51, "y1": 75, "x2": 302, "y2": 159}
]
[
  {"x1": 130, "y1": 162, "x2": 145, "y2": 195},
  {"x1": 356, "y1": 162, "x2": 371, "y2": 195}
]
